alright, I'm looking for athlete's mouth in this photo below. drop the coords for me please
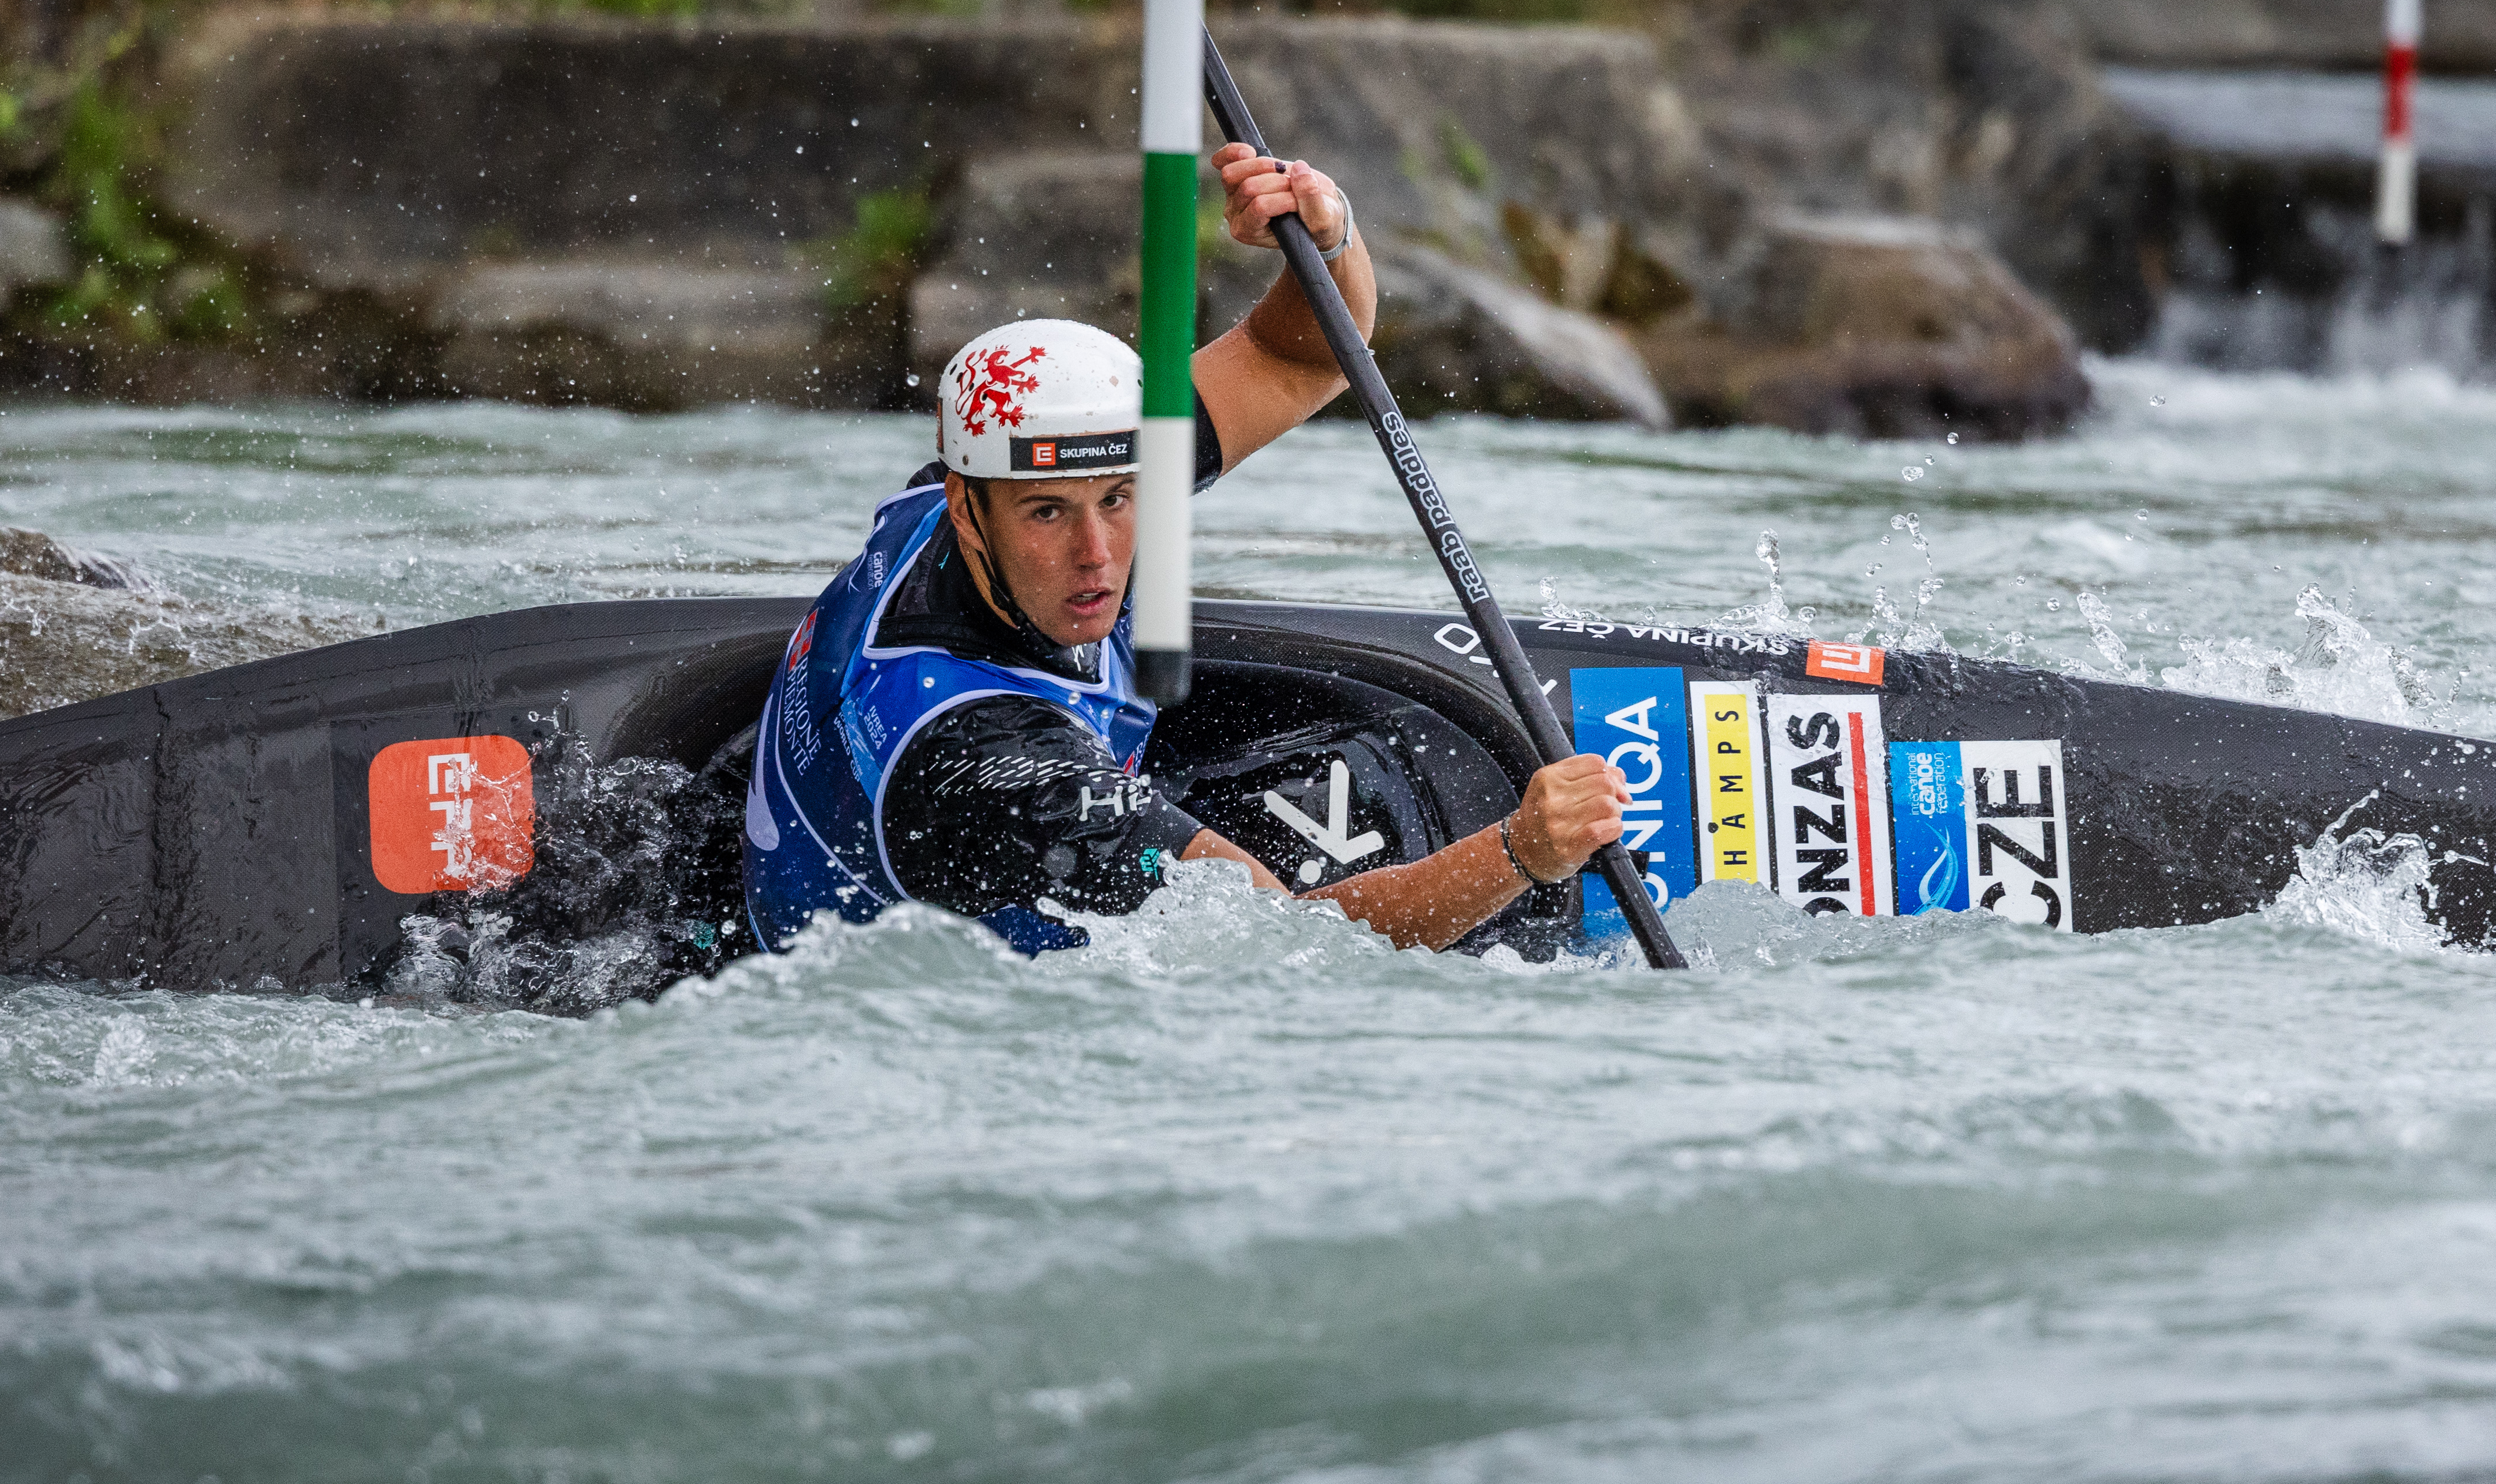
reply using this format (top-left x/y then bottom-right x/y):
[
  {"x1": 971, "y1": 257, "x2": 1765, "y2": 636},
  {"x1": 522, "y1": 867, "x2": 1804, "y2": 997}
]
[{"x1": 1066, "y1": 588, "x2": 1113, "y2": 616}]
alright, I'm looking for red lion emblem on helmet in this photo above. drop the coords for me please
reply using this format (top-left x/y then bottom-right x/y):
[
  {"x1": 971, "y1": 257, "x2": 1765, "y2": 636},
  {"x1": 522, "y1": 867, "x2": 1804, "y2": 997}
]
[{"x1": 952, "y1": 345, "x2": 1046, "y2": 437}]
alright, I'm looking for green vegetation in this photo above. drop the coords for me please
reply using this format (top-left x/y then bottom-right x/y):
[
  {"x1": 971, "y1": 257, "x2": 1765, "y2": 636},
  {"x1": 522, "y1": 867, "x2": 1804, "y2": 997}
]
[
  {"x1": 1437, "y1": 115, "x2": 1491, "y2": 191},
  {"x1": 812, "y1": 186, "x2": 935, "y2": 314},
  {"x1": 576, "y1": 0, "x2": 706, "y2": 16},
  {"x1": 4, "y1": 1, "x2": 258, "y2": 346},
  {"x1": 48, "y1": 80, "x2": 177, "y2": 339},
  {"x1": 1761, "y1": 13, "x2": 1871, "y2": 65}
]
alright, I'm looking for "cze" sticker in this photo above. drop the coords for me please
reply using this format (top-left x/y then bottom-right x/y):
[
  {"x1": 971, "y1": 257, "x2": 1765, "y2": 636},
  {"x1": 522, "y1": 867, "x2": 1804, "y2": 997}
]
[{"x1": 1888, "y1": 739, "x2": 2075, "y2": 931}]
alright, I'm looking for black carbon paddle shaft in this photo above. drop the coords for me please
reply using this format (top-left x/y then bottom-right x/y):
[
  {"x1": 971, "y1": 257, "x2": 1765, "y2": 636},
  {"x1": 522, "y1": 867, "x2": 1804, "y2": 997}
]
[{"x1": 1201, "y1": 30, "x2": 1687, "y2": 971}]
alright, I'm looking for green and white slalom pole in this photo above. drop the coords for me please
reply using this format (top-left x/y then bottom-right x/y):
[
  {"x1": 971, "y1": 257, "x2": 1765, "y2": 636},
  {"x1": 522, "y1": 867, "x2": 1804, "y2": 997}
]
[{"x1": 1132, "y1": 0, "x2": 1201, "y2": 705}]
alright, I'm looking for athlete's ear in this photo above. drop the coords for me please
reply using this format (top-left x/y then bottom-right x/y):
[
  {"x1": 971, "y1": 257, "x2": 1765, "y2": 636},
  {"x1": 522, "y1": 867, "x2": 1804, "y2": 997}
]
[{"x1": 943, "y1": 471, "x2": 986, "y2": 561}]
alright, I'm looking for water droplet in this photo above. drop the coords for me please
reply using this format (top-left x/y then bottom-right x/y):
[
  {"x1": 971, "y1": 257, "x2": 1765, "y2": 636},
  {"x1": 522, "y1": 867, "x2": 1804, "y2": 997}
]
[
  {"x1": 2149, "y1": 395, "x2": 2167, "y2": 407},
  {"x1": 1923, "y1": 456, "x2": 1934, "y2": 466},
  {"x1": 2014, "y1": 574, "x2": 2028, "y2": 585},
  {"x1": 2046, "y1": 598, "x2": 2062, "y2": 610},
  {"x1": 1945, "y1": 432, "x2": 1959, "y2": 445},
  {"x1": 1901, "y1": 466, "x2": 1924, "y2": 482},
  {"x1": 2136, "y1": 509, "x2": 2149, "y2": 520},
  {"x1": 904, "y1": 373, "x2": 921, "y2": 387}
]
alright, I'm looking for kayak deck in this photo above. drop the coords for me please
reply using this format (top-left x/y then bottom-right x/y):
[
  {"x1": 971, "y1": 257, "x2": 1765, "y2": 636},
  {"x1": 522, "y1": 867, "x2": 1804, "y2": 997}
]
[{"x1": 2, "y1": 597, "x2": 2489, "y2": 996}]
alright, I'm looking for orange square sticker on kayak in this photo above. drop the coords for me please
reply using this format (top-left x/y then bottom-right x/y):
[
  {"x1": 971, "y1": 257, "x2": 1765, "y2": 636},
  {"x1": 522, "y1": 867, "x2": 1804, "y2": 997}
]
[
  {"x1": 1805, "y1": 640, "x2": 1887, "y2": 687},
  {"x1": 368, "y1": 735, "x2": 535, "y2": 894}
]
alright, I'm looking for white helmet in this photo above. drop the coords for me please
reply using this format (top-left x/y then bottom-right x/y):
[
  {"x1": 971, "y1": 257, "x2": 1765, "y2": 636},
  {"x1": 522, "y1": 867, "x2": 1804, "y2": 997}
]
[{"x1": 939, "y1": 319, "x2": 1142, "y2": 481}]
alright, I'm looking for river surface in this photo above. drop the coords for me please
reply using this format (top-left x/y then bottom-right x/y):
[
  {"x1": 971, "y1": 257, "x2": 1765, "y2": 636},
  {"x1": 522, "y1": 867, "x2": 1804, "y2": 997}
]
[{"x1": 11, "y1": 360, "x2": 2496, "y2": 1481}]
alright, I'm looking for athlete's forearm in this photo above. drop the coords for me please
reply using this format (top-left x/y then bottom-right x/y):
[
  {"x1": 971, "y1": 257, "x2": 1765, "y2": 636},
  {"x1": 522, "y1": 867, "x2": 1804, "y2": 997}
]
[
  {"x1": 1242, "y1": 229, "x2": 1376, "y2": 372},
  {"x1": 1301, "y1": 822, "x2": 1527, "y2": 952},
  {"x1": 1181, "y1": 822, "x2": 1527, "y2": 950}
]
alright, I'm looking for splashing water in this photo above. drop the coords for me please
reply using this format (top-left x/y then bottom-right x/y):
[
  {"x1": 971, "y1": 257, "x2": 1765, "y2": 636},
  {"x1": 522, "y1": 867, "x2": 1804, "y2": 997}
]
[
  {"x1": 2266, "y1": 793, "x2": 2448, "y2": 953},
  {"x1": 2161, "y1": 585, "x2": 2444, "y2": 725},
  {"x1": 1718, "y1": 530, "x2": 1817, "y2": 636},
  {"x1": 1538, "y1": 576, "x2": 1604, "y2": 622},
  {"x1": 2074, "y1": 590, "x2": 2133, "y2": 675},
  {"x1": 374, "y1": 750, "x2": 747, "y2": 1011},
  {"x1": 1858, "y1": 513, "x2": 1950, "y2": 652}
]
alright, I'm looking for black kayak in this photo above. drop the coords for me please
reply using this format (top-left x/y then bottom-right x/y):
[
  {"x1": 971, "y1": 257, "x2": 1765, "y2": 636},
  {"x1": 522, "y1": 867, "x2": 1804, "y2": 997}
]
[{"x1": 3, "y1": 595, "x2": 2492, "y2": 996}]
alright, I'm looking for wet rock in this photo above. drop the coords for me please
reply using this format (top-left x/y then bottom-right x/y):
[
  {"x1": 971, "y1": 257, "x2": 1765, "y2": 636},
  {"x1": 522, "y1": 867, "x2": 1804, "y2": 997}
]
[
  {"x1": 1664, "y1": 0, "x2": 2162, "y2": 353},
  {"x1": 907, "y1": 159, "x2": 1671, "y2": 425},
  {"x1": 0, "y1": 528, "x2": 158, "y2": 591},
  {"x1": 162, "y1": 13, "x2": 1115, "y2": 292},
  {"x1": 0, "y1": 571, "x2": 370, "y2": 722},
  {"x1": 75, "y1": 6, "x2": 2136, "y2": 434},
  {"x1": 1372, "y1": 242, "x2": 1669, "y2": 426},
  {"x1": 0, "y1": 198, "x2": 70, "y2": 302},
  {"x1": 1641, "y1": 214, "x2": 2087, "y2": 439}
]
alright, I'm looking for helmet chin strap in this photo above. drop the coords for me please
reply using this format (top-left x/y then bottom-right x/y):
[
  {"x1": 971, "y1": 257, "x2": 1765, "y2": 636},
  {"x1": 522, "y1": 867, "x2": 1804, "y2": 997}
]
[{"x1": 957, "y1": 477, "x2": 1023, "y2": 622}]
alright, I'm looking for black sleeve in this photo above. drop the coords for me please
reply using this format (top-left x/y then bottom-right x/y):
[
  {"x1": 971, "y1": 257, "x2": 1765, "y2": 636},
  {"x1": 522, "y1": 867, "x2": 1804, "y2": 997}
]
[
  {"x1": 1194, "y1": 390, "x2": 1224, "y2": 492},
  {"x1": 881, "y1": 695, "x2": 1206, "y2": 921}
]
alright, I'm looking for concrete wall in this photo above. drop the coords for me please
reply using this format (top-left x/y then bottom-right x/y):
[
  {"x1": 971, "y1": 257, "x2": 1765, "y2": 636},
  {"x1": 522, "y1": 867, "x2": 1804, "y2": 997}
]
[
  {"x1": 161, "y1": 14, "x2": 1726, "y2": 293},
  {"x1": 2070, "y1": 0, "x2": 2496, "y2": 74}
]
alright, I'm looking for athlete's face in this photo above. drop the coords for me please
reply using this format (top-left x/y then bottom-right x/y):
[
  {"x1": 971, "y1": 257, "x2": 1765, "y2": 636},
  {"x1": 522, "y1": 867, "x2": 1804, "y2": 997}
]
[{"x1": 947, "y1": 471, "x2": 1136, "y2": 648}]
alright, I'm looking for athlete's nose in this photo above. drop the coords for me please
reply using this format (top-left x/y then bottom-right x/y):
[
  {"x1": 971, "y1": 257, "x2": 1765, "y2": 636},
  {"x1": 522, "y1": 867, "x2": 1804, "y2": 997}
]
[{"x1": 1070, "y1": 507, "x2": 1113, "y2": 571}]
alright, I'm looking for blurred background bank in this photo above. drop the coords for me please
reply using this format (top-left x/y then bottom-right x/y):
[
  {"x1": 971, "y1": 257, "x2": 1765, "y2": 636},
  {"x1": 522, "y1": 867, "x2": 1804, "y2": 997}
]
[{"x1": 1, "y1": 0, "x2": 2490, "y2": 439}]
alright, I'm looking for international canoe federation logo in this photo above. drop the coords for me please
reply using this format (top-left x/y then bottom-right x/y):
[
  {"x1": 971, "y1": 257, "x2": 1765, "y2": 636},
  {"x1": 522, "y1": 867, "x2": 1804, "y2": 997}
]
[
  {"x1": 1806, "y1": 640, "x2": 1886, "y2": 687},
  {"x1": 953, "y1": 345, "x2": 1045, "y2": 436},
  {"x1": 368, "y1": 735, "x2": 535, "y2": 895}
]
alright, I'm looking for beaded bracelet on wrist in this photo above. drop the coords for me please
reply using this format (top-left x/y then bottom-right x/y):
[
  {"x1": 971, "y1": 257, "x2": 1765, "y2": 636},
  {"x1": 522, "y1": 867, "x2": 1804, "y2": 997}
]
[{"x1": 1499, "y1": 815, "x2": 1560, "y2": 886}]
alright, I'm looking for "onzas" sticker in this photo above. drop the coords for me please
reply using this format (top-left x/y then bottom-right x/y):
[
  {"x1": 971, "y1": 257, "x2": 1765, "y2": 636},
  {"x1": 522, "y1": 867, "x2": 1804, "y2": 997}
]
[{"x1": 368, "y1": 735, "x2": 535, "y2": 895}]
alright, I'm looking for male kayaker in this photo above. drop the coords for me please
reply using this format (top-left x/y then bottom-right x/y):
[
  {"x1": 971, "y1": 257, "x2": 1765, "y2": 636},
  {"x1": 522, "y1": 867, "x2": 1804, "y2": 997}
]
[{"x1": 743, "y1": 144, "x2": 1629, "y2": 953}]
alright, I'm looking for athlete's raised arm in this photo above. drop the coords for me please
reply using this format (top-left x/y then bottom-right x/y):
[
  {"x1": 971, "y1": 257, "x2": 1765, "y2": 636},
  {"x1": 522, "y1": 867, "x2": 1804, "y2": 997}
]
[{"x1": 1190, "y1": 144, "x2": 1374, "y2": 472}]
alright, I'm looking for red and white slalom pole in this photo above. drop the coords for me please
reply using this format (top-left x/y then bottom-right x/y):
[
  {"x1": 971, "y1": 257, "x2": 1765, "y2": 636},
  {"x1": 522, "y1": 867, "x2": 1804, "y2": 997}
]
[{"x1": 2377, "y1": 0, "x2": 2422, "y2": 246}]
